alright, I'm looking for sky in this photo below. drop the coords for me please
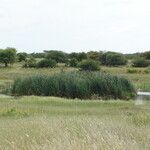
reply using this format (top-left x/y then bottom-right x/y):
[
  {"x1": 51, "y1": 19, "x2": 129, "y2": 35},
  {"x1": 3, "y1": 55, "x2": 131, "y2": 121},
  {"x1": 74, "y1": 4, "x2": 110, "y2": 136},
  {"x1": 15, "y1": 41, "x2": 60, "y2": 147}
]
[{"x1": 0, "y1": 0, "x2": 150, "y2": 53}]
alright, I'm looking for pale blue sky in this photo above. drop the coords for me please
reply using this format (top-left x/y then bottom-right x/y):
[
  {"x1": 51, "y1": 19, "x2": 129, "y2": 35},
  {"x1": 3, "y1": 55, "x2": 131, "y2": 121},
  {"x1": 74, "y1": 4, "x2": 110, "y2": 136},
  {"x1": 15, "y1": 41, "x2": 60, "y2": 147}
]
[{"x1": 0, "y1": 0, "x2": 150, "y2": 53}]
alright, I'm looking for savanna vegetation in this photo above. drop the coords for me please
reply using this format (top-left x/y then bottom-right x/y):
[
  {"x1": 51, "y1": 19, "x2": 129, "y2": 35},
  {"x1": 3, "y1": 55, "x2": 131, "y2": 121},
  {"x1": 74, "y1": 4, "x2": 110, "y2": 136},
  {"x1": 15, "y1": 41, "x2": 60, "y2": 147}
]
[{"x1": 0, "y1": 48, "x2": 150, "y2": 149}]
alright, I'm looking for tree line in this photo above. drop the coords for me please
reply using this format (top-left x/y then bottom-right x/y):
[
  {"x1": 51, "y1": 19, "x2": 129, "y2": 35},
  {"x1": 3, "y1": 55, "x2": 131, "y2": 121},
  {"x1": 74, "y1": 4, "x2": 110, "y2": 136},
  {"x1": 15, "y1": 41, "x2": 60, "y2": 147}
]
[{"x1": 0, "y1": 47, "x2": 150, "y2": 68}]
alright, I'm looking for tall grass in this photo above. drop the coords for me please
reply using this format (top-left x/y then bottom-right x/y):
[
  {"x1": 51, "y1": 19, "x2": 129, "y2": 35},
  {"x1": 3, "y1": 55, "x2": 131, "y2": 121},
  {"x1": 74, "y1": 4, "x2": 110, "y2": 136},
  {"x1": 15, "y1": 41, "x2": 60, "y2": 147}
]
[
  {"x1": 0, "y1": 97, "x2": 150, "y2": 149},
  {"x1": 11, "y1": 71, "x2": 135, "y2": 99}
]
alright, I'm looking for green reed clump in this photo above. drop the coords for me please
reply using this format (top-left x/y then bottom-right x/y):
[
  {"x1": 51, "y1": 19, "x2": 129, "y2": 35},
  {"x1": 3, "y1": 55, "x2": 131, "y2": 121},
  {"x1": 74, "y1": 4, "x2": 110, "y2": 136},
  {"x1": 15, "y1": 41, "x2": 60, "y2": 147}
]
[{"x1": 11, "y1": 71, "x2": 135, "y2": 99}]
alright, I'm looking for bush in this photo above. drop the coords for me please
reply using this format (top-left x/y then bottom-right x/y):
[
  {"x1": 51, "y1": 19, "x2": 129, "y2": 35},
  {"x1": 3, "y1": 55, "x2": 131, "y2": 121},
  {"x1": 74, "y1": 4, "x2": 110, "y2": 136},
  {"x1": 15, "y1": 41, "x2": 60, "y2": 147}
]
[
  {"x1": 101, "y1": 52, "x2": 127, "y2": 66},
  {"x1": 127, "y1": 69, "x2": 138, "y2": 74},
  {"x1": 36, "y1": 59, "x2": 56, "y2": 68},
  {"x1": 142, "y1": 51, "x2": 150, "y2": 60},
  {"x1": 78, "y1": 60, "x2": 100, "y2": 71},
  {"x1": 69, "y1": 58, "x2": 78, "y2": 67},
  {"x1": 17, "y1": 52, "x2": 28, "y2": 62},
  {"x1": 45, "y1": 51, "x2": 67, "y2": 63},
  {"x1": 87, "y1": 51, "x2": 102, "y2": 61},
  {"x1": 68, "y1": 52, "x2": 87, "y2": 61},
  {"x1": 132, "y1": 58, "x2": 149, "y2": 67},
  {"x1": 127, "y1": 68, "x2": 150, "y2": 74},
  {"x1": 23, "y1": 57, "x2": 36, "y2": 68},
  {"x1": 11, "y1": 72, "x2": 135, "y2": 99}
]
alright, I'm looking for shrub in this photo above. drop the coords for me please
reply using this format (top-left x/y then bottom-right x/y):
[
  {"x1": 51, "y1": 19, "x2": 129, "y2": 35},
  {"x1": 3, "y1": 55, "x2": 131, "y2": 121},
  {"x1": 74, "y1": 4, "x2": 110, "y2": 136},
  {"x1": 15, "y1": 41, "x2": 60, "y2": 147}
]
[
  {"x1": 127, "y1": 69, "x2": 138, "y2": 74},
  {"x1": 127, "y1": 68, "x2": 150, "y2": 74},
  {"x1": 23, "y1": 57, "x2": 36, "y2": 68},
  {"x1": 142, "y1": 51, "x2": 150, "y2": 60},
  {"x1": 144, "y1": 69, "x2": 150, "y2": 74},
  {"x1": 68, "y1": 52, "x2": 87, "y2": 61},
  {"x1": 132, "y1": 58, "x2": 149, "y2": 67},
  {"x1": 45, "y1": 51, "x2": 67, "y2": 63},
  {"x1": 87, "y1": 51, "x2": 102, "y2": 61},
  {"x1": 69, "y1": 58, "x2": 78, "y2": 67},
  {"x1": 101, "y1": 52, "x2": 127, "y2": 66},
  {"x1": 11, "y1": 72, "x2": 135, "y2": 99},
  {"x1": 78, "y1": 60, "x2": 100, "y2": 71},
  {"x1": 36, "y1": 59, "x2": 56, "y2": 68},
  {"x1": 17, "y1": 52, "x2": 28, "y2": 62}
]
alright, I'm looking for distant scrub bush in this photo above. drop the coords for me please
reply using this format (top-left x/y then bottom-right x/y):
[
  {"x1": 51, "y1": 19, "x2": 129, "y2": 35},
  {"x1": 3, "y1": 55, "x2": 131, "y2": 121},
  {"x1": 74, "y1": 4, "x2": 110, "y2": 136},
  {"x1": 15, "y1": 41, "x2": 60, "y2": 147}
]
[
  {"x1": 127, "y1": 69, "x2": 138, "y2": 74},
  {"x1": 132, "y1": 58, "x2": 149, "y2": 67},
  {"x1": 11, "y1": 72, "x2": 135, "y2": 99},
  {"x1": 23, "y1": 57, "x2": 36, "y2": 68},
  {"x1": 101, "y1": 52, "x2": 127, "y2": 66},
  {"x1": 36, "y1": 59, "x2": 56, "y2": 68},
  {"x1": 69, "y1": 58, "x2": 78, "y2": 67},
  {"x1": 78, "y1": 60, "x2": 100, "y2": 71}
]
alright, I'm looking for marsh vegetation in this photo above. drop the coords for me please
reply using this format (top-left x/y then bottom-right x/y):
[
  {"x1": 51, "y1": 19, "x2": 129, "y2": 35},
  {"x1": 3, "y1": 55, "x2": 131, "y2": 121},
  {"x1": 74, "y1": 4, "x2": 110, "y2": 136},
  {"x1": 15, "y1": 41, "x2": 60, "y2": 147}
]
[{"x1": 0, "y1": 49, "x2": 149, "y2": 149}]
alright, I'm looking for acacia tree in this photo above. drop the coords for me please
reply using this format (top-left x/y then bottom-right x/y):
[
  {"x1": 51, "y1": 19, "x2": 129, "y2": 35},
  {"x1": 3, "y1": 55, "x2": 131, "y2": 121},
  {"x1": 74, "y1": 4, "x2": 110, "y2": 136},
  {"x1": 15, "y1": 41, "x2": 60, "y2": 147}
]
[{"x1": 0, "y1": 48, "x2": 17, "y2": 67}]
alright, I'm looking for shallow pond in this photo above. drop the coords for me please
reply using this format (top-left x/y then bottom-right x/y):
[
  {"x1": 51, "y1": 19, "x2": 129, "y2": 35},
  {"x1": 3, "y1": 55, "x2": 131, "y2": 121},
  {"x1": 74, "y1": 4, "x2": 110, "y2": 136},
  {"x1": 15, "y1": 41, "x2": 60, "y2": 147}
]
[{"x1": 135, "y1": 91, "x2": 150, "y2": 105}]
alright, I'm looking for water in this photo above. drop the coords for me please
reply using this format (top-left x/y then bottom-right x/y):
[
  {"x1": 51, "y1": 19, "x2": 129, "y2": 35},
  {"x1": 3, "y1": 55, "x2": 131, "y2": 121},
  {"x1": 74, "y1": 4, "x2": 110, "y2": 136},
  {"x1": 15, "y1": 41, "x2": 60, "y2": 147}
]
[{"x1": 135, "y1": 91, "x2": 150, "y2": 105}]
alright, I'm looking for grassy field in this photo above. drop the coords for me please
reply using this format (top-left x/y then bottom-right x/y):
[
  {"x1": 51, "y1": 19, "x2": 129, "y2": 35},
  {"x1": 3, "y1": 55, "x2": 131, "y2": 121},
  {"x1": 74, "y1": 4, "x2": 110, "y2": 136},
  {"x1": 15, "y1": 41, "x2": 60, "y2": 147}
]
[{"x1": 0, "y1": 96, "x2": 150, "y2": 150}]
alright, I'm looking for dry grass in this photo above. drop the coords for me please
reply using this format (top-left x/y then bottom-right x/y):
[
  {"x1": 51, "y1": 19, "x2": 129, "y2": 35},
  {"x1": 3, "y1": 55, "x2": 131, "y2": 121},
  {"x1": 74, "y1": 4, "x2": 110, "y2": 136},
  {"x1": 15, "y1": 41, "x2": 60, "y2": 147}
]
[{"x1": 0, "y1": 96, "x2": 150, "y2": 150}]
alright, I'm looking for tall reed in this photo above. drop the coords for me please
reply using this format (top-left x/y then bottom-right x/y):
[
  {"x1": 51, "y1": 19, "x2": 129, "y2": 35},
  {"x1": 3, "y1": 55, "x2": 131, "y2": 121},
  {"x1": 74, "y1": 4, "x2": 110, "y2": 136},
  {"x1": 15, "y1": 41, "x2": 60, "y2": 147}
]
[{"x1": 11, "y1": 71, "x2": 135, "y2": 99}]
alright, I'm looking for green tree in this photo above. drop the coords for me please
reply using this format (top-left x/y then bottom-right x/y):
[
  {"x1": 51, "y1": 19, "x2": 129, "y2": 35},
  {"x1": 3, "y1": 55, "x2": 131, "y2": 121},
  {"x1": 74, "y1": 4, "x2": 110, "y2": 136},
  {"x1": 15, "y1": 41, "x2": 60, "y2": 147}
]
[
  {"x1": 45, "y1": 50, "x2": 67, "y2": 63},
  {"x1": 69, "y1": 58, "x2": 78, "y2": 67},
  {"x1": 101, "y1": 52, "x2": 127, "y2": 66},
  {"x1": 77, "y1": 52, "x2": 87, "y2": 61},
  {"x1": 87, "y1": 51, "x2": 102, "y2": 61},
  {"x1": 78, "y1": 59, "x2": 100, "y2": 71},
  {"x1": 68, "y1": 52, "x2": 79, "y2": 60},
  {"x1": 0, "y1": 47, "x2": 17, "y2": 67},
  {"x1": 37, "y1": 59, "x2": 56, "y2": 68},
  {"x1": 142, "y1": 51, "x2": 150, "y2": 60},
  {"x1": 17, "y1": 52, "x2": 28, "y2": 62}
]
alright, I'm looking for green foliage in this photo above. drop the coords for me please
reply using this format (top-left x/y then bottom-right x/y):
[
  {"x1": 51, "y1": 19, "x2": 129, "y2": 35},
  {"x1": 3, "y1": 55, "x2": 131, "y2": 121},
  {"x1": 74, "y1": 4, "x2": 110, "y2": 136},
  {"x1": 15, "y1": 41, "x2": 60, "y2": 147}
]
[
  {"x1": 11, "y1": 72, "x2": 135, "y2": 99},
  {"x1": 142, "y1": 51, "x2": 150, "y2": 60},
  {"x1": 45, "y1": 50, "x2": 67, "y2": 63},
  {"x1": 23, "y1": 57, "x2": 37, "y2": 68},
  {"x1": 78, "y1": 60, "x2": 100, "y2": 71},
  {"x1": 68, "y1": 52, "x2": 87, "y2": 61},
  {"x1": 77, "y1": 52, "x2": 87, "y2": 61},
  {"x1": 127, "y1": 69, "x2": 138, "y2": 74},
  {"x1": 0, "y1": 47, "x2": 17, "y2": 67},
  {"x1": 69, "y1": 58, "x2": 78, "y2": 67},
  {"x1": 36, "y1": 59, "x2": 56, "y2": 68},
  {"x1": 17, "y1": 52, "x2": 28, "y2": 62},
  {"x1": 30, "y1": 52, "x2": 46, "y2": 58},
  {"x1": 101, "y1": 52, "x2": 127, "y2": 66},
  {"x1": 127, "y1": 68, "x2": 150, "y2": 74},
  {"x1": 68, "y1": 52, "x2": 79, "y2": 60},
  {"x1": 132, "y1": 58, "x2": 149, "y2": 67},
  {"x1": 87, "y1": 51, "x2": 102, "y2": 61}
]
